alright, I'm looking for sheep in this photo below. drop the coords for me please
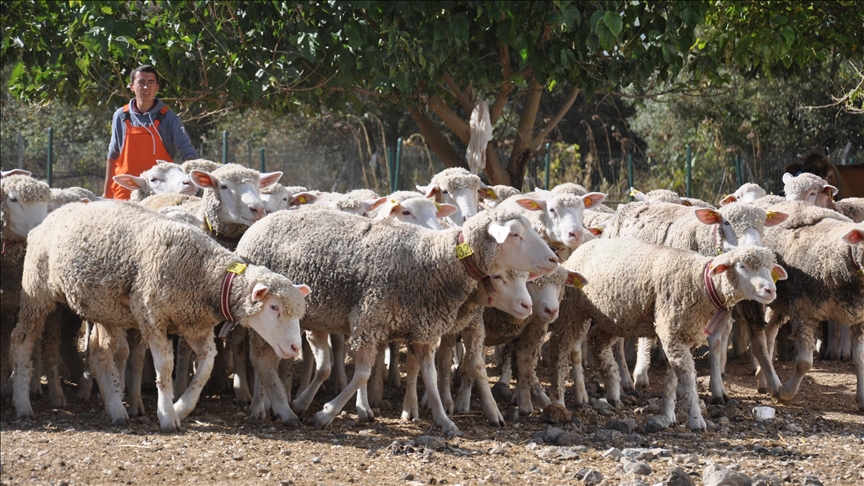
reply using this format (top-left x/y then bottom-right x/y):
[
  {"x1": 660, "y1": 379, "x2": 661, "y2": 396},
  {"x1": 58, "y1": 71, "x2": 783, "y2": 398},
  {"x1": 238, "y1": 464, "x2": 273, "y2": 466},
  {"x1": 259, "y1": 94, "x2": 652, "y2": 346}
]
[
  {"x1": 113, "y1": 160, "x2": 197, "y2": 201},
  {"x1": 140, "y1": 193, "x2": 200, "y2": 211},
  {"x1": 235, "y1": 205, "x2": 559, "y2": 436},
  {"x1": 629, "y1": 187, "x2": 714, "y2": 208},
  {"x1": 1, "y1": 174, "x2": 51, "y2": 398},
  {"x1": 259, "y1": 183, "x2": 318, "y2": 214},
  {"x1": 48, "y1": 187, "x2": 100, "y2": 211},
  {"x1": 740, "y1": 201, "x2": 863, "y2": 409},
  {"x1": 719, "y1": 183, "x2": 768, "y2": 205},
  {"x1": 417, "y1": 167, "x2": 497, "y2": 226},
  {"x1": 9, "y1": 201, "x2": 309, "y2": 430},
  {"x1": 604, "y1": 201, "x2": 787, "y2": 402},
  {"x1": 482, "y1": 185, "x2": 521, "y2": 209},
  {"x1": 564, "y1": 238, "x2": 785, "y2": 429},
  {"x1": 457, "y1": 266, "x2": 585, "y2": 416},
  {"x1": 179, "y1": 159, "x2": 220, "y2": 197}
]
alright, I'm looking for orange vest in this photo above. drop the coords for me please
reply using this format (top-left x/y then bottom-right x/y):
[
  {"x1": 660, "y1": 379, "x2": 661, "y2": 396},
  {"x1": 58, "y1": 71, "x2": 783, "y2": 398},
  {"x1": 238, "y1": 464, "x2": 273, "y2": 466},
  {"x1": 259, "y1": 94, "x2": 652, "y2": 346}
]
[{"x1": 109, "y1": 104, "x2": 173, "y2": 200}]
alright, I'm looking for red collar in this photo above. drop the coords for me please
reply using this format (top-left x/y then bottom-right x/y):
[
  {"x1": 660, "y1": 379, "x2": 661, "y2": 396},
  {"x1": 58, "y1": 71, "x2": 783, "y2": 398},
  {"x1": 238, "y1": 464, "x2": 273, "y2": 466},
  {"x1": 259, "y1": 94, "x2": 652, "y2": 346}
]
[
  {"x1": 1, "y1": 239, "x2": 19, "y2": 255},
  {"x1": 457, "y1": 232, "x2": 488, "y2": 281},
  {"x1": 703, "y1": 261, "x2": 731, "y2": 335},
  {"x1": 217, "y1": 263, "x2": 247, "y2": 340}
]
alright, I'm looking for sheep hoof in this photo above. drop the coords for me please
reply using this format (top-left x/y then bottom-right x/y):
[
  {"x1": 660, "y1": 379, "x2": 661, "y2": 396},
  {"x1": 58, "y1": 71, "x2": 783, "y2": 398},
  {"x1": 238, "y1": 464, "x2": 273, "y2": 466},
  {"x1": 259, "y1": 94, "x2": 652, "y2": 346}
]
[
  {"x1": 356, "y1": 407, "x2": 375, "y2": 422},
  {"x1": 314, "y1": 411, "x2": 334, "y2": 430},
  {"x1": 608, "y1": 398, "x2": 622, "y2": 408},
  {"x1": 281, "y1": 415, "x2": 300, "y2": 428},
  {"x1": 710, "y1": 396, "x2": 726, "y2": 405},
  {"x1": 50, "y1": 395, "x2": 67, "y2": 409},
  {"x1": 112, "y1": 417, "x2": 130, "y2": 426},
  {"x1": 441, "y1": 423, "x2": 462, "y2": 438},
  {"x1": 757, "y1": 387, "x2": 768, "y2": 394}
]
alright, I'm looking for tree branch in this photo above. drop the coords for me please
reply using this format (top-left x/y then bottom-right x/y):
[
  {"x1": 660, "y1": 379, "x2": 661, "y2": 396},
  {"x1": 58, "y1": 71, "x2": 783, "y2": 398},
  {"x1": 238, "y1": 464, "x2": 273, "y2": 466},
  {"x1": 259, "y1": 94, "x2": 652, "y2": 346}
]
[
  {"x1": 490, "y1": 43, "x2": 514, "y2": 124},
  {"x1": 506, "y1": 79, "x2": 543, "y2": 188},
  {"x1": 428, "y1": 95, "x2": 471, "y2": 144},
  {"x1": 408, "y1": 103, "x2": 467, "y2": 170},
  {"x1": 441, "y1": 71, "x2": 474, "y2": 114},
  {"x1": 483, "y1": 142, "x2": 511, "y2": 186},
  {"x1": 533, "y1": 85, "x2": 580, "y2": 144}
]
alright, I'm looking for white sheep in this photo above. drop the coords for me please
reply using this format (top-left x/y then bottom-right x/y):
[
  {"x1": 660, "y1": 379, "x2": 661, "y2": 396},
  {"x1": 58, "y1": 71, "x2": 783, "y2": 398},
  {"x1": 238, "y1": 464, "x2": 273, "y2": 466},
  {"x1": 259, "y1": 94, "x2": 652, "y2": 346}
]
[
  {"x1": 741, "y1": 201, "x2": 863, "y2": 409},
  {"x1": 719, "y1": 183, "x2": 768, "y2": 205},
  {"x1": 10, "y1": 201, "x2": 309, "y2": 430},
  {"x1": 48, "y1": 186, "x2": 100, "y2": 211},
  {"x1": 113, "y1": 160, "x2": 197, "y2": 201},
  {"x1": 259, "y1": 183, "x2": 318, "y2": 214},
  {"x1": 236, "y1": 205, "x2": 559, "y2": 436},
  {"x1": 564, "y1": 238, "x2": 785, "y2": 429},
  {"x1": 417, "y1": 167, "x2": 497, "y2": 226},
  {"x1": 481, "y1": 185, "x2": 521, "y2": 209}
]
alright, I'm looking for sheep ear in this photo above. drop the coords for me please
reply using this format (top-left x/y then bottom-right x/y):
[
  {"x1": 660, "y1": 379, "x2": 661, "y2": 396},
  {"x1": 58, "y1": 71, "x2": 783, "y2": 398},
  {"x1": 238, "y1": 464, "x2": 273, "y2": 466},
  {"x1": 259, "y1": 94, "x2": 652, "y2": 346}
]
[
  {"x1": 259, "y1": 171, "x2": 283, "y2": 190},
  {"x1": 252, "y1": 283, "x2": 270, "y2": 302},
  {"x1": 189, "y1": 170, "x2": 217, "y2": 189},
  {"x1": 822, "y1": 184, "x2": 838, "y2": 197},
  {"x1": 782, "y1": 172, "x2": 794, "y2": 184},
  {"x1": 581, "y1": 192, "x2": 607, "y2": 208},
  {"x1": 293, "y1": 283, "x2": 311, "y2": 297},
  {"x1": 113, "y1": 174, "x2": 148, "y2": 190},
  {"x1": 565, "y1": 270, "x2": 588, "y2": 289},
  {"x1": 487, "y1": 222, "x2": 511, "y2": 244},
  {"x1": 694, "y1": 208, "x2": 723, "y2": 225},
  {"x1": 363, "y1": 197, "x2": 387, "y2": 213},
  {"x1": 418, "y1": 184, "x2": 440, "y2": 199},
  {"x1": 435, "y1": 203, "x2": 458, "y2": 219},
  {"x1": 681, "y1": 199, "x2": 693, "y2": 207},
  {"x1": 79, "y1": 198, "x2": 92, "y2": 204},
  {"x1": 770, "y1": 265, "x2": 788, "y2": 282},
  {"x1": 630, "y1": 187, "x2": 647, "y2": 202},
  {"x1": 719, "y1": 194, "x2": 737, "y2": 206},
  {"x1": 479, "y1": 186, "x2": 499, "y2": 200},
  {"x1": 289, "y1": 192, "x2": 317, "y2": 206},
  {"x1": 842, "y1": 228, "x2": 864, "y2": 245},
  {"x1": 387, "y1": 199, "x2": 402, "y2": 215},
  {"x1": 764, "y1": 211, "x2": 788, "y2": 227},
  {"x1": 708, "y1": 260, "x2": 731, "y2": 276},
  {"x1": 514, "y1": 197, "x2": 546, "y2": 212},
  {"x1": 586, "y1": 226, "x2": 603, "y2": 236}
]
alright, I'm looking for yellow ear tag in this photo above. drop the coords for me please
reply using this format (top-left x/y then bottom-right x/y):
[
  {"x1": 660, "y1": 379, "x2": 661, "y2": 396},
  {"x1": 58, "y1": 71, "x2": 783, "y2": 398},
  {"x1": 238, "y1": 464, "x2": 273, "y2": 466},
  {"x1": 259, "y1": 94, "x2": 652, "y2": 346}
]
[
  {"x1": 529, "y1": 201, "x2": 540, "y2": 209},
  {"x1": 766, "y1": 211, "x2": 777, "y2": 220},
  {"x1": 485, "y1": 188, "x2": 498, "y2": 199},
  {"x1": 297, "y1": 196, "x2": 307, "y2": 204},
  {"x1": 227, "y1": 262, "x2": 248, "y2": 274},
  {"x1": 434, "y1": 202, "x2": 442, "y2": 212},
  {"x1": 573, "y1": 279, "x2": 584, "y2": 289},
  {"x1": 456, "y1": 242, "x2": 474, "y2": 259},
  {"x1": 771, "y1": 270, "x2": 780, "y2": 283},
  {"x1": 205, "y1": 216, "x2": 214, "y2": 232},
  {"x1": 629, "y1": 188, "x2": 639, "y2": 197}
]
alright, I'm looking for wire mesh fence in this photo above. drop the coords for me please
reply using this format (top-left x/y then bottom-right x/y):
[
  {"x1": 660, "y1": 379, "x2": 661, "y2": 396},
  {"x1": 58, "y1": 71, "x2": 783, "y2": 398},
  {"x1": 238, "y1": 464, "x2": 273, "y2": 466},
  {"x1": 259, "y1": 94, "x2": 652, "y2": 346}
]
[{"x1": 3, "y1": 126, "x2": 860, "y2": 205}]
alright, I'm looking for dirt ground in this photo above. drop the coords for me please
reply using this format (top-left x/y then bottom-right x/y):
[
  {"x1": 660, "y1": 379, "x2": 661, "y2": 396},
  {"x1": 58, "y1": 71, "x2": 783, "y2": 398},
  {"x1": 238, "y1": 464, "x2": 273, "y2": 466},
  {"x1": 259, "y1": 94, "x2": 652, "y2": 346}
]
[{"x1": 2, "y1": 355, "x2": 863, "y2": 486}]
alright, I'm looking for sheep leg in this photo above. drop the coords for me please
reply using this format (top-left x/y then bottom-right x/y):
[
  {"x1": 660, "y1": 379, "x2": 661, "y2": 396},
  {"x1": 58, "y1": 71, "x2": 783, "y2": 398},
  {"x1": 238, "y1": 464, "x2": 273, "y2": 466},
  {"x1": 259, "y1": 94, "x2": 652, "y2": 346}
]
[
  {"x1": 386, "y1": 341, "x2": 401, "y2": 388},
  {"x1": 515, "y1": 321, "x2": 550, "y2": 415},
  {"x1": 230, "y1": 327, "x2": 252, "y2": 405},
  {"x1": 661, "y1": 336, "x2": 705, "y2": 431},
  {"x1": 292, "y1": 330, "x2": 331, "y2": 413},
  {"x1": 840, "y1": 323, "x2": 852, "y2": 362},
  {"x1": 142, "y1": 330, "x2": 181, "y2": 432},
  {"x1": 632, "y1": 337, "x2": 653, "y2": 390},
  {"x1": 113, "y1": 327, "x2": 130, "y2": 397},
  {"x1": 400, "y1": 347, "x2": 420, "y2": 421},
  {"x1": 434, "y1": 334, "x2": 456, "y2": 414},
  {"x1": 660, "y1": 361, "x2": 678, "y2": 425},
  {"x1": 249, "y1": 331, "x2": 299, "y2": 426},
  {"x1": 10, "y1": 294, "x2": 57, "y2": 419},
  {"x1": 330, "y1": 333, "x2": 348, "y2": 394},
  {"x1": 824, "y1": 321, "x2": 840, "y2": 360},
  {"x1": 83, "y1": 323, "x2": 129, "y2": 425},
  {"x1": 568, "y1": 334, "x2": 588, "y2": 405},
  {"x1": 125, "y1": 331, "x2": 147, "y2": 417},
  {"x1": 76, "y1": 321, "x2": 94, "y2": 402},
  {"x1": 367, "y1": 342, "x2": 386, "y2": 408},
  {"x1": 589, "y1": 329, "x2": 622, "y2": 408},
  {"x1": 707, "y1": 315, "x2": 732, "y2": 404},
  {"x1": 492, "y1": 343, "x2": 514, "y2": 401},
  {"x1": 850, "y1": 323, "x2": 864, "y2": 411},
  {"x1": 413, "y1": 341, "x2": 461, "y2": 437},
  {"x1": 43, "y1": 310, "x2": 66, "y2": 408},
  {"x1": 731, "y1": 318, "x2": 750, "y2": 361},
  {"x1": 459, "y1": 321, "x2": 505, "y2": 426},
  {"x1": 279, "y1": 358, "x2": 293, "y2": 402},
  {"x1": 30, "y1": 341, "x2": 43, "y2": 398},
  {"x1": 549, "y1": 318, "x2": 590, "y2": 406},
  {"x1": 778, "y1": 318, "x2": 817, "y2": 402},
  {"x1": 173, "y1": 333, "x2": 216, "y2": 421},
  {"x1": 614, "y1": 338, "x2": 634, "y2": 392},
  {"x1": 296, "y1": 333, "x2": 314, "y2": 396},
  {"x1": 355, "y1": 372, "x2": 375, "y2": 422},
  {"x1": 174, "y1": 337, "x2": 193, "y2": 399},
  {"x1": 314, "y1": 344, "x2": 375, "y2": 430}
]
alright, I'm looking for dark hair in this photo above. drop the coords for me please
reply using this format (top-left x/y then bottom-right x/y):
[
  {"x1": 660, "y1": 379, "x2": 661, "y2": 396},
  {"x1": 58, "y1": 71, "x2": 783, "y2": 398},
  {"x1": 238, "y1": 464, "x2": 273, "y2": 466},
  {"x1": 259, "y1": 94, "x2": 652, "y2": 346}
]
[{"x1": 130, "y1": 65, "x2": 159, "y2": 84}]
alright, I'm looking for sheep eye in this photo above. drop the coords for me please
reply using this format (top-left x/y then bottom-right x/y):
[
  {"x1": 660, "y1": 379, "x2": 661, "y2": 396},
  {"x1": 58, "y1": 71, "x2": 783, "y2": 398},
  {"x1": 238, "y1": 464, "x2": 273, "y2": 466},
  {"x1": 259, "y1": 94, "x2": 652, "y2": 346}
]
[
  {"x1": 492, "y1": 275, "x2": 503, "y2": 280},
  {"x1": 270, "y1": 304, "x2": 279, "y2": 311},
  {"x1": 401, "y1": 210, "x2": 411, "y2": 216},
  {"x1": 510, "y1": 232, "x2": 519, "y2": 238},
  {"x1": 220, "y1": 185, "x2": 228, "y2": 190},
  {"x1": 441, "y1": 190, "x2": 449, "y2": 194},
  {"x1": 150, "y1": 178, "x2": 161, "y2": 183},
  {"x1": 9, "y1": 197, "x2": 17, "y2": 203},
  {"x1": 723, "y1": 221, "x2": 731, "y2": 226}
]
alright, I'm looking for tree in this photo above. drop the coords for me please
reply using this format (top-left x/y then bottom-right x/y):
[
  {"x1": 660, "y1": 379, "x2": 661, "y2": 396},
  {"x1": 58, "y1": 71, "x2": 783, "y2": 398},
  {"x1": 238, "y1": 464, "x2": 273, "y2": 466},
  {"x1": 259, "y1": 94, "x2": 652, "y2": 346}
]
[{"x1": 4, "y1": 1, "x2": 862, "y2": 187}]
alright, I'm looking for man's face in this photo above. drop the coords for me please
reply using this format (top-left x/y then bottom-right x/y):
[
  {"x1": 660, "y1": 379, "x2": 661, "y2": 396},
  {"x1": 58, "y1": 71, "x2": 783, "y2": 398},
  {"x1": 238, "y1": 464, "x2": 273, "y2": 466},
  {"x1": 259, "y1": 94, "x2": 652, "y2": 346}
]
[{"x1": 130, "y1": 71, "x2": 159, "y2": 104}]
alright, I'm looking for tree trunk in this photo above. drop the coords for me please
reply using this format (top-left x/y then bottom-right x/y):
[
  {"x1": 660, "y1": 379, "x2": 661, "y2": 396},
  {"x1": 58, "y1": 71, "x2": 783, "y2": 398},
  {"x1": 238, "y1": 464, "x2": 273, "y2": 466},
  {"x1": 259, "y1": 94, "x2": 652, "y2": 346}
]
[
  {"x1": 506, "y1": 79, "x2": 543, "y2": 190},
  {"x1": 408, "y1": 104, "x2": 467, "y2": 170}
]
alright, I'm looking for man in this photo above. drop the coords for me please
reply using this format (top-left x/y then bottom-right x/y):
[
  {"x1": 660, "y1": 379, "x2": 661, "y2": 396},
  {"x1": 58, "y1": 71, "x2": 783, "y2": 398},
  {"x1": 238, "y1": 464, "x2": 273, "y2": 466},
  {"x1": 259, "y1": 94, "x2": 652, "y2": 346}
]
[{"x1": 104, "y1": 65, "x2": 197, "y2": 199}]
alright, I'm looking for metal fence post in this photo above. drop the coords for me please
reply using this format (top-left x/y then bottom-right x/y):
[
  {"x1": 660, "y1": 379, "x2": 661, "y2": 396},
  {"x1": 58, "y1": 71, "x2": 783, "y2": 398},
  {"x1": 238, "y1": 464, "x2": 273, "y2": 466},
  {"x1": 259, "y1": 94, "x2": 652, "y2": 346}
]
[
  {"x1": 17, "y1": 133, "x2": 24, "y2": 169},
  {"x1": 259, "y1": 148, "x2": 265, "y2": 172},
  {"x1": 735, "y1": 155, "x2": 743, "y2": 186},
  {"x1": 394, "y1": 138, "x2": 403, "y2": 192},
  {"x1": 627, "y1": 153, "x2": 634, "y2": 196},
  {"x1": 685, "y1": 144, "x2": 691, "y2": 198},
  {"x1": 387, "y1": 146, "x2": 395, "y2": 192},
  {"x1": 544, "y1": 142, "x2": 551, "y2": 190},
  {"x1": 47, "y1": 127, "x2": 54, "y2": 187},
  {"x1": 222, "y1": 130, "x2": 228, "y2": 165}
]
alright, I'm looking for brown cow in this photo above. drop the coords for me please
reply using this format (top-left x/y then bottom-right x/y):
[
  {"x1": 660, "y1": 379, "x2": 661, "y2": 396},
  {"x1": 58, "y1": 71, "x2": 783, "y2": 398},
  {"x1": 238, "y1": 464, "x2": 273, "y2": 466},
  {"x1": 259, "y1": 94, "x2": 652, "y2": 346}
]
[{"x1": 785, "y1": 151, "x2": 864, "y2": 199}]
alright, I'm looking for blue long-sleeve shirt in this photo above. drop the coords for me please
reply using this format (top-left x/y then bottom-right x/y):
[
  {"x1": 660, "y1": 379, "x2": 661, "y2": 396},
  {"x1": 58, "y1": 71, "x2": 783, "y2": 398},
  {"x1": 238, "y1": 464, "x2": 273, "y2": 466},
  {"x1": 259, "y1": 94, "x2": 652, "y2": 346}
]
[{"x1": 107, "y1": 98, "x2": 197, "y2": 161}]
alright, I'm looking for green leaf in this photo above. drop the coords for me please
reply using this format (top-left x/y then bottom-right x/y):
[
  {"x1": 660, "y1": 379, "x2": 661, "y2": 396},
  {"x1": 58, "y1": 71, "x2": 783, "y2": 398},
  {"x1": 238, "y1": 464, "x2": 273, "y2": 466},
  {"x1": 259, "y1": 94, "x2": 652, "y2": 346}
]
[
  {"x1": 597, "y1": 23, "x2": 615, "y2": 51},
  {"x1": 101, "y1": 6, "x2": 113, "y2": 15},
  {"x1": 603, "y1": 11, "x2": 623, "y2": 37}
]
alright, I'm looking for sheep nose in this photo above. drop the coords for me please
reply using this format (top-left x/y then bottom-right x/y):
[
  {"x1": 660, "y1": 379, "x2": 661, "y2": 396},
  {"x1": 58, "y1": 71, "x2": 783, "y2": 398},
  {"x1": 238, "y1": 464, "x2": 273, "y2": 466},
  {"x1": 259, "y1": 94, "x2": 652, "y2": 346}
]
[
  {"x1": 543, "y1": 306, "x2": 559, "y2": 320},
  {"x1": 567, "y1": 229, "x2": 583, "y2": 244},
  {"x1": 248, "y1": 204, "x2": 264, "y2": 219},
  {"x1": 521, "y1": 301, "x2": 532, "y2": 312},
  {"x1": 290, "y1": 343, "x2": 300, "y2": 354}
]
